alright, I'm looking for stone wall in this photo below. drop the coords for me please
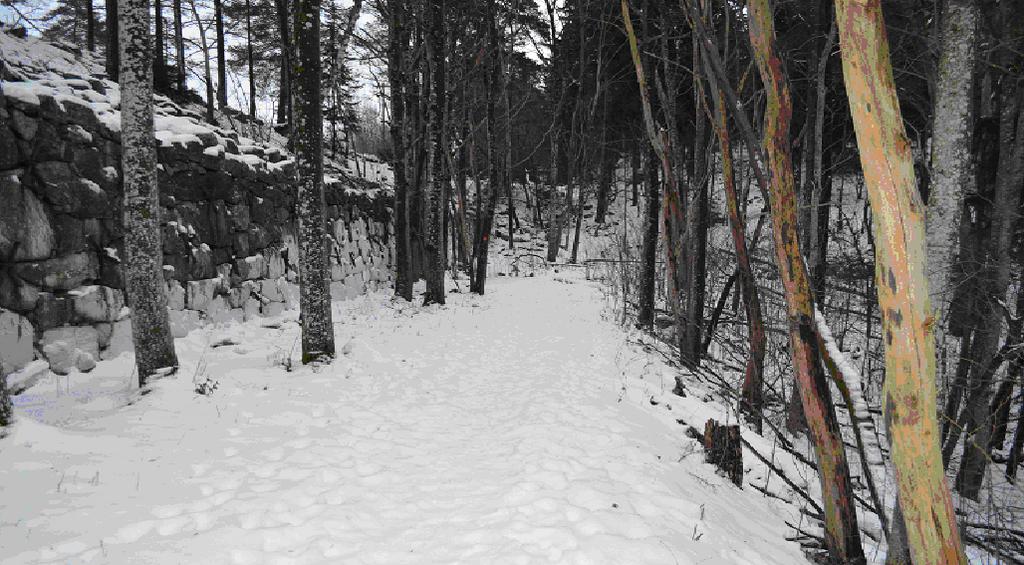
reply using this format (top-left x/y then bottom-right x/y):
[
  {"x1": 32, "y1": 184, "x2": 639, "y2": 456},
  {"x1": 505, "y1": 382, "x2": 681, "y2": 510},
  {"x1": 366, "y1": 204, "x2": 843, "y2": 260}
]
[{"x1": 0, "y1": 32, "x2": 393, "y2": 382}]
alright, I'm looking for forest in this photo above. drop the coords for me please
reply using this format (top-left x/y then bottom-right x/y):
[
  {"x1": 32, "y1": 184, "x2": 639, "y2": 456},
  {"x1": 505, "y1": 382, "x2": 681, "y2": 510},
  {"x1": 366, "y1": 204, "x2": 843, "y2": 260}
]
[{"x1": 0, "y1": 0, "x2": 1023, "y2": 563}]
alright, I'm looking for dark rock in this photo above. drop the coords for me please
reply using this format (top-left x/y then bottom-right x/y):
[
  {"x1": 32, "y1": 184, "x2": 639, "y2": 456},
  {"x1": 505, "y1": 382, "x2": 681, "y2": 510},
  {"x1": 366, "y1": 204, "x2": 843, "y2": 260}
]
[
  {"x1": 227, "y1": 203, "x2": 250, "y2": 231},
  {"x1": 14, "y1": 252, "x2": 99, "y2": 290},
  {"x1": 31, "y1": 291, "x2": 75, "y2": 331},
  {"x1": 9, "y1": 108, "x2": 37, "y2": 140},
  {"x1": 33, "y1": 161, "x2": 112, "y2": 217},
  {"x1": 30, "y1": 120, "x2": 67, "y2": 161},
  {"x1": 52, "y1": 214, "x2": 87, "y2": 254},
  {"x1": 0, "y1": 171, "x2": 55, "y2": 260},
  {"x1": 0, "y1": 270, "x2": 40, "y2": 313},
  {"x1": 210, "y1": 200, "x2": 231, "y2": 246},
  {"x1": 98, "y1": 247, "x2": 123, "y2": 289},
  {"x1": 0, "y1": 126, "x2": 21, "y2": 169},
  {"x1": 60, "y1": 98, "x2": 101, "y2": 133}
]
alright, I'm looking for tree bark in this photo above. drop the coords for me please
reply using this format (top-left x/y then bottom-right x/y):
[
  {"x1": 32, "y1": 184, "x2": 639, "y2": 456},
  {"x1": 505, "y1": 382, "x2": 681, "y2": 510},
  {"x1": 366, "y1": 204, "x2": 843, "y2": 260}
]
[
  {"x1": 708, "y1": 73, "x2": 765, "y2": 435},
  {"x1": 86, "y1": 0, "x2": 95, "y2": 52},
  {"x1": 682, "y1": 21, "x2": 710, "y2": 367},
  {"x1": 954, "y1": 4, "x2": 1024, "y2": 498},
  {"x1": 422, "y1": 0, "x2": 447, "y2": 305},
  {"x1": 749, "y1": 0, "x2": 864, "y2": 561},
  {"x1": 471, "y1": 0, "x2": 500, "y2": 295},
  {"x1": 275, "y1": 0, "x2": 292, "y2": 131},
  {"x1": 835, "y1": 0, "x2": 968, "y2": 562},
  {"x1": 120, "y1": 0, "x2": 179, "y2": 385},
  {"x1": 173, "y1": 0, "x2": 185, "y2": 92},
  {"x1": 926, "y1": 0, "x2": 978, "y2": 331},
  {"x1": 214, "y1": 0, "x2": 227, "y2": 108},
  {"x1": 637, "y1": 145, "x2": 659, "y2": 330},
  {"x1": 388, "y1": 0, "x2": 412, "y2": 301},
  {"x1": 245, "y1": 0, "x2": 256, "y2": 116},
  {"x1": 105, "y1": 0, "x2": 119, "y2": 82},
  {"x1": 154, "y1": 0, "x2": 168, "y2": 92},
  {"x1": 293, "y1": 0, "x2": 335, "y2": 362},
  {"x1": 189, "y1": 0, "x2": 215, "y2": 123}
]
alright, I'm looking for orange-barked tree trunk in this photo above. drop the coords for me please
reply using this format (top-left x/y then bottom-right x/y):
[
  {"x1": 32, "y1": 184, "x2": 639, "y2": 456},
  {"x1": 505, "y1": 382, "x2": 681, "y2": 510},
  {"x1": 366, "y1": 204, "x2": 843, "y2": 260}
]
[
  {"x1": 746, "y1": 0, "x2": 865, "y2": 562},
  {"x1": 834, "y1": 1, "x2": 967, "y2": 563}
]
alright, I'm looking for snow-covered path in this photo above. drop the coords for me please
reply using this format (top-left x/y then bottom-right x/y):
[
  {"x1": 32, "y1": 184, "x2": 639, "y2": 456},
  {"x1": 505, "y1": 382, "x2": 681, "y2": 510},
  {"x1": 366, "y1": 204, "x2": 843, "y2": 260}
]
[{"x1": 2, "y1": 273, "x2": 808, "y2": 564}]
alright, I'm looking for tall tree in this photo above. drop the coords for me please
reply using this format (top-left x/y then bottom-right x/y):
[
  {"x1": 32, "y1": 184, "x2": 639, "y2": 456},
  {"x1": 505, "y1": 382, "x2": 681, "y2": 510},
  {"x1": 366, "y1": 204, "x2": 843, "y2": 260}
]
[
  {"x1": 747, "y1": 0, "x2": 864, "y2": 561},
  {"x1": 637, "y1": 145, "x2": 659, "y2": 330},
  {"x1": 470, "y1": 0, "x2": 501, "y2": 295},
  {"x1": 87, "y1": 0, "x2": 96, "y2": 52},
  {"x1": 214, "y1": 0, "x2": 227, "y2": 107},
  {"x1": 422, "y1": 0, "x2": 447, "y2": 305},
  {"x1": 955, "y1": 1, "x2": 1024, "y2": 499},
  {"x1": 173, "y1": 0, "x2": 185, "y2": 92},
  {"x1": 926, "y1": 0, "x2": 978, "y2": 335},
  {"x1": 245, "y1": 0, "x2": 256, "y2": 115},
  {"x1": 275, "y1": 0, "x2": 293, "y2": 131},
  {"x1": 119, "y1": 0, "x2": 179, "y2": 385},
  {"x1": 105, "y1": 0, "x2": 118, "y2": 81},
  {"x1": 153, "y1": 0, "x2": 168, "y2": 92},
  {"x1": 293, "y1": 0, "x2": 335, "y2": 362},
  {"x1": 834, "y1": 0, "x2": 967, "y2": 561},
  {"x1": 388, "y1": 0, "x2": 413, "y2": 301}
]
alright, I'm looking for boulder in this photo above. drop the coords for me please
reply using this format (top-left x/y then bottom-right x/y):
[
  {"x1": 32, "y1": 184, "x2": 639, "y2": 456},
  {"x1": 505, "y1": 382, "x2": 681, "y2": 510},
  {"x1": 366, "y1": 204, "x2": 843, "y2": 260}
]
[
  {"x1": 186, "y1": 278, "x2": 218, "y2": 312},
  {"x1": 14, "y1": 252, "x2": 99, "y2": 291},
  {"x1": 169, "y1": 309, "x2": 201, "y2": 338},
  {"x1": 235, "y1": 254, "x2": 266, "y2": 281},
  {"x1": 0, "y1": 171, "x2": 55, "y2": 261},
  {"x1": 31, "y1": 292, "x2": 75, "y2": 331},
  {"x1": 33, "y1": 161, "x2": 112, "y2": 217},
  {"x1": 40, "y1": 326, "x2": 99, "y2": 374},
  {"x1": 0, "y1": 126, "x2": 22, "y2": 169},
  {"x1": 9, "y1": 108, "x2": 38, "y2": 141},
  {"x1": 99, "y1": 318, "x2": 132, "y2": 360},
  {"x1": 0, "y1": 271, "x2": 40, "y2": 313},
  {"x1": 71, "y1": 285, "x2": 125, "y2": 323},
  {"x1": 0, "y1": 310, "x2": 35, "y2": 375},
  {"x1": 167, "y1": 280, "x2": 186, "y2": 310}
]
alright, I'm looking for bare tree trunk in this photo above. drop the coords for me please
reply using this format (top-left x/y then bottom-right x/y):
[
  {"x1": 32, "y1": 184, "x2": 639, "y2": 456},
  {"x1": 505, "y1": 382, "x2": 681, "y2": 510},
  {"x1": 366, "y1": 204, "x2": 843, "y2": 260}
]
[
  {"x1": 707, "y1": 72, "x2": 765, "y2": 435},
  {"x1": 293, "y1": 0, "x2": 335, "y2": 362},
  {"x1": 120, "y1": 0, "x2": 179, "y2": 385},
  {"x1": 86, "y1": 0, "x2": 96, "y2": 52},
  {"x1": 154, "y1": 0, "x2": 168, "y2": 92},
  {"x1": 173, "y1": 0, "x2": 185, "y2": 92},
  {"x1": 189, "y1": 0, "x2": 215, "y2": 123},
  {"x1": 275, "y1": 0, "x2": 292, "y2": 130},
  {"x1": 927, "y1": 0, "x2": 978, "y2": 331},
  {"x1": 545, "y1": 132, "x2": 561, "y2": 263},
  {"x1": 749, "y1": 1, "x2": 864, "y2": 561},
  {"x1": 246, "y1": 0, "x2": 256, "y2": 116},
  {"x1": 682, "y1": 22, "x2": 710, "y2": 367},
  {"x1": 637, "y1": 145, "x2": 659, "y2": 330},
  {"x1": 105, "y1": 0, "x2": 119, "y2": 81},
  {"x1": 835, "y1": 0, "x2": 967, "y2": 561},
  {"x1": 471, "y1": 0, "x2": 500, "y2": 295},
  {"x1": 422, "y1": 0, "x2": 447, "y2": 305},
  {"x1": 622, "y1": 0, "x2": 683, "y2": 346},
  {"x1": 388, "y1": 0, "x2": 412, "y2": 301},
  {"x1": 214, "y1": 0, "x2": 227, "y2": 108}
]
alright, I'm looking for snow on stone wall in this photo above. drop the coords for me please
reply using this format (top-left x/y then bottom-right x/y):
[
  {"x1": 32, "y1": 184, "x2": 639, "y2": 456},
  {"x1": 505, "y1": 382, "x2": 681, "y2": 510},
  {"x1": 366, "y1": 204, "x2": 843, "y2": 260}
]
[{"x1": 0, "y1": 30, "x2": 393, "y2": 383}]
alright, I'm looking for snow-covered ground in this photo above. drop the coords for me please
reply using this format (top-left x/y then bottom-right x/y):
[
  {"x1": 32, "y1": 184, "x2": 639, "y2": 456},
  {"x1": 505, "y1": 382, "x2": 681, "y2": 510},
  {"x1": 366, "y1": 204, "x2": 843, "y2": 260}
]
[{"x1": 1, "y1": 271, "x2": 810, "y2": 564}]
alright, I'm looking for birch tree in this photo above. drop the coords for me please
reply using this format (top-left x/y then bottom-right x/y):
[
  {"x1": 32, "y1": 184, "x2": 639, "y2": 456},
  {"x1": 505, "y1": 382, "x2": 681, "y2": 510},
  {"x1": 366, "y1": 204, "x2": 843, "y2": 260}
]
[
  {"x1": 293, "y1": 0, "x2": 336, "y2": 362},
  {"x1": 119, "y1": 0, "x2": 179, "y2": 385}
]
